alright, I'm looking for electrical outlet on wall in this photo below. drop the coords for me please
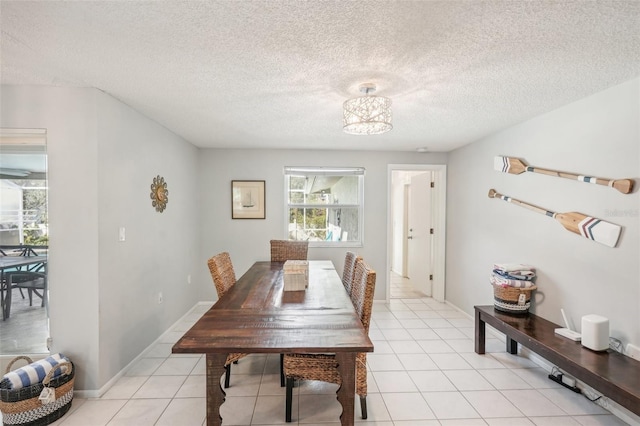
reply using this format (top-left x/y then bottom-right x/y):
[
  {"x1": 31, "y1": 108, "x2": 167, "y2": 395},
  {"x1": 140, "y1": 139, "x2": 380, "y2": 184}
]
[{"x1": 626, "y1": 343, "x2": 640, "y2": 360}]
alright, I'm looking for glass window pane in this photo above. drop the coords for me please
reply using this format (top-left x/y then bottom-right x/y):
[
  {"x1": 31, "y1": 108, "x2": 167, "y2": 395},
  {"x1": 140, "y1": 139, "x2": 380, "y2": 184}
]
[
  {"x1": 329, "y1": 176, "x2": 359, "y2": 204},
  {"x1": 286, "y1": 169, "x2": 363, "y2": 245},
  {"x1": 326, "y1": 207, "x2": 359, "y2": 241},
  {"x1": 289, "y1": 176, "x2": 305, "y2": 190},
  {"x1": 288, "y1": 176, "x2": 359, "y2": 206},
  {"x1": 289, "y1": 191, "x2": 304, "y2": 203},
  {"x1": 288, "y1": 207, "x2": 359, "y2": 242},
  {"x1": 288, "y1": 208, "x2": 326, "y2": 241},
  {"x1": 304, "y1": 208, "x2": 327, "y2": 229},
  {"x1": 306, "y1": 192, "x2": 330, "y2": 204}
]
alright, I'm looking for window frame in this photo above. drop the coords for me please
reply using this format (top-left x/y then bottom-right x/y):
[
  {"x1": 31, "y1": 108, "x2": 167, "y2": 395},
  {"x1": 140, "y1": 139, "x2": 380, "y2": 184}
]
[{"x1": 283, "y1": 166, "x2": 364, "y2": 248}]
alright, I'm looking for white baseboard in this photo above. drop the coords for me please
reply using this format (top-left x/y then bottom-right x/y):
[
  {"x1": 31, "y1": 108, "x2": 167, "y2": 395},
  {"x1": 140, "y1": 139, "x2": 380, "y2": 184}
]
[
  {"x1": 522, "y1": 349, "x2": 640, "y2": 426},
  {"x1": 75, "y1": 301, "x2": 214, "y2": 399}
]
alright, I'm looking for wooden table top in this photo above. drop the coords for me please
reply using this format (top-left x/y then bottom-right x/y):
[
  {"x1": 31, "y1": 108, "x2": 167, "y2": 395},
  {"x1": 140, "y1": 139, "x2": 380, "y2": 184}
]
[{"x1": 173, "y1": 261, "x2": 374, "y2": 355}]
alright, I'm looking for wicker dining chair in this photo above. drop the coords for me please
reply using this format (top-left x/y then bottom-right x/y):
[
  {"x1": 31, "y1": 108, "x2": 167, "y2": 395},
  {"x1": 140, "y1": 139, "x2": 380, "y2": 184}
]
[
  {"x1": 283, "y1": 259, "x2": 376, "y2": 422},
  {"x1": 342, "y1": 251, "x2": 362, "y2": 297},
  {"x1": 207, "y1": 252, "x2": 248, "y2": 388},
  {"x1": 270, "y1": 240, "x2": 308, "y2": 262},
  {"x1": 270, "y1": 239, "x2": 309, "y2": 385}
]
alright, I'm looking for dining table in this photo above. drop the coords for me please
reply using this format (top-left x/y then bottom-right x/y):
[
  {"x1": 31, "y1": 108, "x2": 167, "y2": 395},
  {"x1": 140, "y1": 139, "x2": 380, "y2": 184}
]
[
  {"x1": 172, "y1": 260, "x2": 373, "y2": 426},
  {"x1": 0, "y1": 255, "x2": 48, "y2": 320},
  {"x1": 0, "y1": 256, "x2": 47, "y2": 272}
]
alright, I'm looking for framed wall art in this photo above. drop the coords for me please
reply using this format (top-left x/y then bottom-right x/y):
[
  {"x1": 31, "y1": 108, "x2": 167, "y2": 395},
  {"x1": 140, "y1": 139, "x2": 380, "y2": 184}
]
[{"x1": 231, "y1": 180, "x2": 265, "y2": 219}]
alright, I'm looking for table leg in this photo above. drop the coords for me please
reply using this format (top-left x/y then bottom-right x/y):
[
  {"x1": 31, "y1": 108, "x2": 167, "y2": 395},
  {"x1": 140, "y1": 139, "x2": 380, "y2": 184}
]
[
  {"x1": 475, "y1": 309, "x2": 486, "y2": 354},
  {"x1": 335, "y1": 352, "x2": 356, "y2": 426},
  {"x1": 506, "y1": 337, "x2": 518, "y2": 354},
  {"x1": 206, "y1": 353, "x2": 228, "y2": 426}
]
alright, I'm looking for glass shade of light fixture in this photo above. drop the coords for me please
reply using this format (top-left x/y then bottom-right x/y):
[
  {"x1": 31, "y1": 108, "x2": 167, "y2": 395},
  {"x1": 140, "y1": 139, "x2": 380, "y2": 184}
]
[{"x1": 343, "y1": 84, "x2": 392, "y2": 135}]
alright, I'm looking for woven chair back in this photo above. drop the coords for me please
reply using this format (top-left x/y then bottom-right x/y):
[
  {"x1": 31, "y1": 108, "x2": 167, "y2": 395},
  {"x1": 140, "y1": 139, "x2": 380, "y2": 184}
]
[
  {"x1": 207, "y1": 252, "x2": 236, "y2": 298},
  {"x1": 341, "y1": 251, "x2": 362, "y2": 296},
  {"x1": 270, "y1": 240, "x2": 308, "y2": 262},
  {"x1": 350, "y1": 260, "x2": 376, "y2": 333}
]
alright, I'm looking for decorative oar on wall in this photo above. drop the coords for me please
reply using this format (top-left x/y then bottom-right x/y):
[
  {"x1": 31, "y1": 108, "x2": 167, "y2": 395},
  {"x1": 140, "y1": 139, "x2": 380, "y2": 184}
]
[
  {"x1": 494, "y1": 156, "x2": 634, "y2": 194},
  {"x1": 488, "y1": 189, "x2": 622, "y2": 248}
]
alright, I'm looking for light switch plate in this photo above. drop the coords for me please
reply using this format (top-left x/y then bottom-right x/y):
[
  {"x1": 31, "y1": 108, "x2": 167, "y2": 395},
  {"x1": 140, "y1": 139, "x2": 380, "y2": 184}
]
[{"x1": 118, "y1": 227, "x2": 126, "y2": 242}]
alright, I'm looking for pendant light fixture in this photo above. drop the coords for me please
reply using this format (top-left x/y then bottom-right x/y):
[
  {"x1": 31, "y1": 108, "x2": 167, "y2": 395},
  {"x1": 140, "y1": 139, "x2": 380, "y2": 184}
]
[{"x1": 343, "y1": 83, "x2": 393, "y2": 135}]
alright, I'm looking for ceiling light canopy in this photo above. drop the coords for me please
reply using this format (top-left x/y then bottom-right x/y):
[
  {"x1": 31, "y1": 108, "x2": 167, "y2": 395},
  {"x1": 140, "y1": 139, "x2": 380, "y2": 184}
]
[{"x1": 343, "y1": 84, "x2": 392, "y2": 135}]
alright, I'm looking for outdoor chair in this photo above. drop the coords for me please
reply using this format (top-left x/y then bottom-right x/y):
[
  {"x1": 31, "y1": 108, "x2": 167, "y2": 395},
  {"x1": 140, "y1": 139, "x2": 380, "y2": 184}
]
[
  {"x1": 283, "y1": 258, "x2": 376, "y2": 421},
  {"x1": 1, "y1": 271, "x2": 47, "y2": 320},
  {"x1": 207, "y1": 252, "x2": 248, "y2": 388}
]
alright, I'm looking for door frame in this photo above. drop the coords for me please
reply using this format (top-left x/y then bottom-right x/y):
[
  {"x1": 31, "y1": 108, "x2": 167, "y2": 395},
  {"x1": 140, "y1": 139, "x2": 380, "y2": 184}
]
[{"x1": 386, "y1": 164, "x2": 447, "y2": 303}]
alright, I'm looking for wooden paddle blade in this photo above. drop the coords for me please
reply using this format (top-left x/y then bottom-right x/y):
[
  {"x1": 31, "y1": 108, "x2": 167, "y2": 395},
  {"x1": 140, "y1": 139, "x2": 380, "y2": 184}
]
[
  {"x1": 554, "y1": 212, "x2": 621, "y2": 248},
  {"x1": 612, "y1": 179, "x2": 634, "y2": 194},
  {"x1": 494, "y1": 156, "x2": 527, "y2": 174}
]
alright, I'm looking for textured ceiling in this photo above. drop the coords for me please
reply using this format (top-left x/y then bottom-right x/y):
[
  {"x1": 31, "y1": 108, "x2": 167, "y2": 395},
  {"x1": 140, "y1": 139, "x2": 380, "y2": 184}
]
[{"x1": 1, "y1": 1, "x2": 639, "y2": 152}]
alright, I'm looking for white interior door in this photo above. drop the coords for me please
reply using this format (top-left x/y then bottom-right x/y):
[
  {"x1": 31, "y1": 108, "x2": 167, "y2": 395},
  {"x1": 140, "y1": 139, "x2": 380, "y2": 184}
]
[{"x1": 407, "y1": 172, "x2": 432, "y2": 296}]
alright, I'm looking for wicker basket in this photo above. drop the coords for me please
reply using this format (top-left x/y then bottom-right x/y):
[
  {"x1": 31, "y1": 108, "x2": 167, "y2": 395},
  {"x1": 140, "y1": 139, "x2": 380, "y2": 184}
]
[
  {"x1": 0, "y1": 356, "x2": 74, "y2": 426},
  {"x1": 492, "y1": 284, "x2": 537, "y2": 315}
]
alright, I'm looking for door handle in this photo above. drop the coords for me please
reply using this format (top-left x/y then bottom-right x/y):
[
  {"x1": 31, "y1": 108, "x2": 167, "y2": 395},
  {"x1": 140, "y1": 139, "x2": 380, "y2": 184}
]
[{"x1": 407, "y1": 236, "x2": 413, "y2": 240}]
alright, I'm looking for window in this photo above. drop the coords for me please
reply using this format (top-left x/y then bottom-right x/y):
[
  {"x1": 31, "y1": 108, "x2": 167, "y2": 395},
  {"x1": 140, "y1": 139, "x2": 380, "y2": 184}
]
[{"x1": 284, "y1": 167, "x2": 364, "y2": 247}]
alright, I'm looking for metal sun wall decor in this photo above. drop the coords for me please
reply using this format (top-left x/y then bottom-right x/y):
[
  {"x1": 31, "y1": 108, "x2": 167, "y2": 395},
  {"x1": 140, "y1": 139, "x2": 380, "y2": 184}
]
[{"x1": 150, "y1": 175, "x2": 169, "y2": 212}]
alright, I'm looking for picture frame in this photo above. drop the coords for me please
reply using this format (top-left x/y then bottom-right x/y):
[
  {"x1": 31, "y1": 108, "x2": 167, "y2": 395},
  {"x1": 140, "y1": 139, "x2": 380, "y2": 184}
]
[{"x1": 231, "y1": 180, "x2": 266, "y2": 219}]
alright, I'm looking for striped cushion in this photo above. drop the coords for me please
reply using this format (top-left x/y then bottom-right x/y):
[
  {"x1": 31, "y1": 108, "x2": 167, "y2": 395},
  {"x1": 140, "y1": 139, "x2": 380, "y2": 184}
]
[{"x1": 0, "y1": 353, "x2": 69, "y2": 390}]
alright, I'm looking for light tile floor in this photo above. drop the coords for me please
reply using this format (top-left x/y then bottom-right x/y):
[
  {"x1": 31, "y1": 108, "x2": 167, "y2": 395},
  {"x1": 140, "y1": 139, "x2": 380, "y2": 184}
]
[{"x1": 2, "y1": 299, "x2": 631, "y2": 425}]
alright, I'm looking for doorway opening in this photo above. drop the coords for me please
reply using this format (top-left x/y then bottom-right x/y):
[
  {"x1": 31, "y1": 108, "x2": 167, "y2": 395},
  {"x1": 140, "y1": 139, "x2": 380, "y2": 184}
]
[
  {"x1": 0, "y1": 128, "x2": 49, "y2": 356},
  {"x1": 386, "y1": 164, "x2": 446, "y2": 302}
]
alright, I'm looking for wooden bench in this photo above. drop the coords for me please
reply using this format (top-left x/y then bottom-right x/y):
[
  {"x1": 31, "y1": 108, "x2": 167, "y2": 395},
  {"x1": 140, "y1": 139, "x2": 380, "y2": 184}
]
[{"x1": 474, "y1": 305, "x2": 640, "y2": 417}]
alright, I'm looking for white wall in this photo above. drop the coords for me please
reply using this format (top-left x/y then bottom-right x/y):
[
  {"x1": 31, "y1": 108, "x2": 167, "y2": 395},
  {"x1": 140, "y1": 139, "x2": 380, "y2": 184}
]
[
  {"x1": 95, "y1": 94, "x2": 201, "y2": 386},
  {"x1": 446, "y1": 78, "x2": 640, "y2": 346},
  {"x1": 197, "y1": 149, "x2": 447, "y2": 301},
  {"x1": 1, "y1": 86, "x2": 101, "y2": 390},
  {"x1": 1, "y1": 86, "x2": 200, "y2": 391}
]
